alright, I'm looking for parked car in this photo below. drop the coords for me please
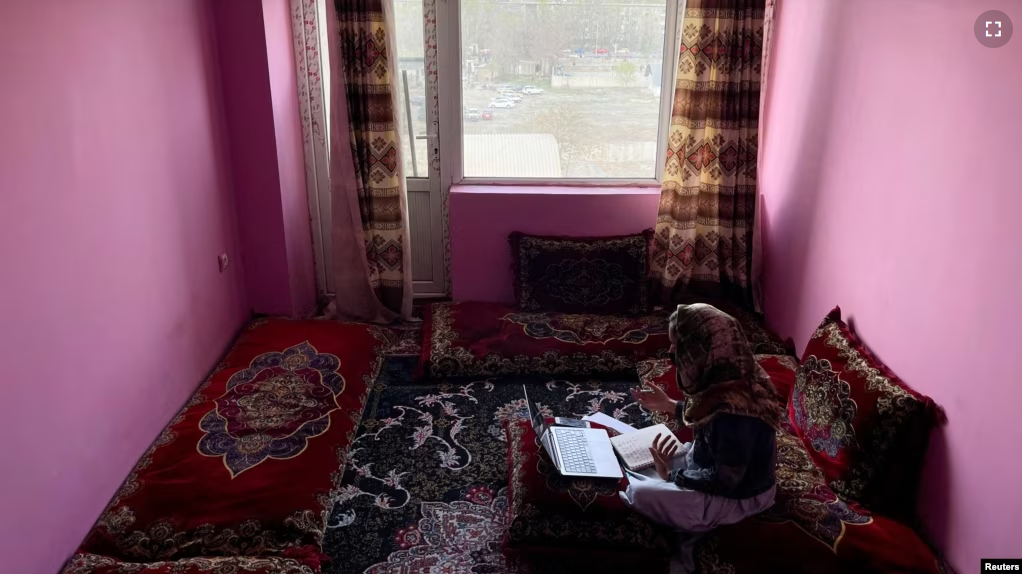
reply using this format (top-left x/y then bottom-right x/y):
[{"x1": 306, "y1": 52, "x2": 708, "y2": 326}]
[
  {"x1": 489, "y1": 98, "x2": 515, "y2": 109},
  {"x1": 498, "y1": 91, "x2": 522, "y2": 102},
  {"x1": 481, "y1": 110, "x2": 494, "y2": 120},
  {"x1": 522, "y1": 85, "x2": 544, "y2": 94},
  {"x1": 465, "y1": 107, "x2": 481, "y2": 120}
]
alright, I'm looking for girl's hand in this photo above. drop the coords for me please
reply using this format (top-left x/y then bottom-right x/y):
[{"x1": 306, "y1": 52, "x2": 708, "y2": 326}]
[
  {"x1": 631, "y1": 385, "x2": 677, "y2": 415},
  {"x1": 649, "y1": 433, "x2": 679, "y2": 481}
]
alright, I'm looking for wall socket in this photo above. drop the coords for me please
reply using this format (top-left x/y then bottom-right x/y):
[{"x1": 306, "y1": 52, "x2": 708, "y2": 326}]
[{"x1": 218, "y1": 253, "x2": 229, "y2": 273}]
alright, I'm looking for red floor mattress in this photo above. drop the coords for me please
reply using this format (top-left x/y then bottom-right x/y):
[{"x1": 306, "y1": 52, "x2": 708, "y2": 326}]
[{"x1": 63, "y1": 318, "x2": 388, "y2": 572}]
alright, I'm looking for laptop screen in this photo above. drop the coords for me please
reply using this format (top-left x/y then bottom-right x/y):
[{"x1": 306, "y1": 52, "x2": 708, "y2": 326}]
[{"x1": 523, "y1": 385, "x2": 548, "y2": 438}]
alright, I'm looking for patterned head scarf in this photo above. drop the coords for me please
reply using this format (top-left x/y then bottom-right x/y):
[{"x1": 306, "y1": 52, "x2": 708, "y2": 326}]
[{"x1": 669, "y1": 303, "x2": 784, "y2": 429}]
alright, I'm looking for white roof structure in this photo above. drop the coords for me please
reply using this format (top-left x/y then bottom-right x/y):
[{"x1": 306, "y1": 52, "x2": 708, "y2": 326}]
[{"x1": 463, "y1": 133, "x2": 562, "y2": 178}]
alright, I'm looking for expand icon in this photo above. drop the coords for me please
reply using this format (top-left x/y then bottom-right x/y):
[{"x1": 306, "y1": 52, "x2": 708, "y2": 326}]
[{"x1": 975, "y1": 10, "x2": 1013, "y2": 47}]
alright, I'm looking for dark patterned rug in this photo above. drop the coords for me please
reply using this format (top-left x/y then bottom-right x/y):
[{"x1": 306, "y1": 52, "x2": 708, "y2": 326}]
[{"x1": 322, "y1": 357, "x2": 666, "y2": 574}]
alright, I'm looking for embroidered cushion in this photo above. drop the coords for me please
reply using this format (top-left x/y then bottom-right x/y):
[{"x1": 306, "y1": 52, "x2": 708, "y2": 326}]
[
  {"x1": 61, "y1": 553, "x2": 318, "y2": 574},
  {"x1": 70, "y1": 319, "x2": 386, "y2": 565},
  {"x1": 417, "y1": 301, "x2": 670, "y2": 379},
  {"x1": 729, "y1": 308, "x2": 796, "y2": 357},
  {"x1": 503, "y1": 419, "x2": 671, "y2": 571},
  {"x1": 753, "y1": 354, "x2": 799, "y2": 400},
  {"x1": 509, "y1": 230, "x2": 654, "y2": 315},
  {"x1": 634, "y1": 358, "x2": 692, "y2": 442},
  {"x1": 631, "y1": 357, "x2": 942, "y2": 573},
  {"x1": 692, "y1": 420, "x2": 943, "y2": 574},
  {"x1": 788, "y1": 307, "x2": 941, "y2": 520},
  {"x1": 635, "y1": 353, "x2": 798, "y2": 420}
]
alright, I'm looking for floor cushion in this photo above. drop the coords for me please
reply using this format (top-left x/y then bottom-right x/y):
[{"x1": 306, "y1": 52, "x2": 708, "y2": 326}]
[
  {"x1": 61, "y1": 553, "x2": 318, "y2": 574},
  {"x1": 418, "y1": 301, "x2": 670, "y2": 379},
  {"x1": 753, "y1": 354, "x2": 799, "y2": 400},
  {"x1": 69, "y1": 319, "x2": 388, "y2": 566},
  {"x1": 694, "y1": 422, "x2": 943, "y2": 574},
  {"x1": 635, "y1": 353, "x2": 797, "y2": 435},
  {"x1": 728, "y1": 307, "x2": 796, "y2": 357},
  {"x1": 503, "y1": 419, "x2": 671, "y2": 573},
  {"x1": 634, "y1": 358, "x2": 692, "y2": 441},
  {"x1": 509, "y1": 230, "x2": 654, "y2": 315},
  {"x1": 789, "y1": 307, "x2": 942, "y2": 520},
  {"x1": 637, "y1": 347, "x2": 941, "y2": 573}
]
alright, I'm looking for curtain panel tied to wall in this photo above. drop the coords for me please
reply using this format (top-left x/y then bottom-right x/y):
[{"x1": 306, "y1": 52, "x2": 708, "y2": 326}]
[
  {"x1": 325, "y1": 0, "x2": 413, "y2": 322},
  {"x1": 652, "y1": 0, "x2": 768, "y2": 311}
]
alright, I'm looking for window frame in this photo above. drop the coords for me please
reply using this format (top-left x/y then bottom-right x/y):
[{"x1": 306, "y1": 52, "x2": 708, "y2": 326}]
[{"x1": 438, "y1": 0, "x2": 685, "y2": 187}]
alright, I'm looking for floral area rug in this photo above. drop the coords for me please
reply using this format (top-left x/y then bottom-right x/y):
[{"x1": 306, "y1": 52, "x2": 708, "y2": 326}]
[
  {"x1": 322, "y1": 357, "x2": 666, "y2": 574},
  {"x1": 377, "y1": 322, "x2": 423, "y2": 356}
]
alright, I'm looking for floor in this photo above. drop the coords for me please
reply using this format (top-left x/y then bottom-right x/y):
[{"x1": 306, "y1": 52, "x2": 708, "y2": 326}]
[{"x1": 321, "y1": 356, "x2": 662, "y2": 574}]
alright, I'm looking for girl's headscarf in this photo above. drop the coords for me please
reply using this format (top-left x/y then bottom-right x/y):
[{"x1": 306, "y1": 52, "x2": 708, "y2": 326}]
[{"x1": 669, "y1": 303, "x2": 784, "y2": 429}]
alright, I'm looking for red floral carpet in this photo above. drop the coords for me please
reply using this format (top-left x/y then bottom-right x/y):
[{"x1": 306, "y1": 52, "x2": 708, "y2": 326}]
[{"x1": 322, "y1": 357, "x2": 669, "y2": 574}]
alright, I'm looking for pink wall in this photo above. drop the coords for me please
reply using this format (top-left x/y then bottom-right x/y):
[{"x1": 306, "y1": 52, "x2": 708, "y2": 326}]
[
  {"x1": 450, "y1": 186, "x2": 661, "y2": 303},
  {"x1": 212, "y1": 0, "x2": 316, "y2": 317},
  {"x1": 0, "y1": 1, "x2": 250, "y2": 572},
  {"x1": 760, "y1": 1, "x2": 1022, "y2": 570},
  {"x1": 212, "y1": 0, "x2": 293, "y2": 316},
  {"x1": 263, "y1": 0, "x2": 317, "y2": 317}
]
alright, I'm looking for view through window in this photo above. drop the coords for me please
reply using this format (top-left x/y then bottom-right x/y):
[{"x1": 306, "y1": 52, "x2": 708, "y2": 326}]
[
  {"x1": 460, "y1": 0, "x2": 667, "y2": 179},
  {"x1": 394, "y1": 0, "x2": 429, "y2": 179}
]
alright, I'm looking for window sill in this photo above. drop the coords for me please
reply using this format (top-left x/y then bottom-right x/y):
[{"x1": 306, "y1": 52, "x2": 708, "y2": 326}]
[{"x1": 451, "y1": 183, "x2": 661, "y2": 196}]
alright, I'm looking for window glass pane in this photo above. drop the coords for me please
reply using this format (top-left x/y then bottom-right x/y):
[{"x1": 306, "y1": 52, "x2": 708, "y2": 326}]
[
  {"x1": 394, "y1": 0, "x2": 429, "y2": 178},
  {"x1": 461, "y1": 0, "x2": 666, "y2": 179}
]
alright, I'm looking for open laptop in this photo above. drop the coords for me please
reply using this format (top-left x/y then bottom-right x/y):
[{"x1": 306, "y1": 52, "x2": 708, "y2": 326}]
[{"x1": 523, "y1": 386, "x2": 622, "y2": 479}]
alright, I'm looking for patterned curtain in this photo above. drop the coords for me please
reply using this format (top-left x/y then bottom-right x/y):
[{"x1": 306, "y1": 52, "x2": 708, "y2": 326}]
[
  {"x1": 652, "y1": 0, "x2": 766, "y2": 309},
  {"x1": 328, "y1": 0, "x2": 412, "y2": 322}
]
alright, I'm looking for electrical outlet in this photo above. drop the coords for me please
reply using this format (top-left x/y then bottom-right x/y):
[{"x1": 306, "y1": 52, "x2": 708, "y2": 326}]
[{"x1": 218, "y1": 253, "x2": 229, "y2": 273}]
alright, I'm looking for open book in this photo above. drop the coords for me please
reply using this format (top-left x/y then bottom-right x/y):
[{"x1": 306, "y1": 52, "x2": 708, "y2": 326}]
[{"x1": 609, "y1": 423, "x2": 683, "y2": 471}]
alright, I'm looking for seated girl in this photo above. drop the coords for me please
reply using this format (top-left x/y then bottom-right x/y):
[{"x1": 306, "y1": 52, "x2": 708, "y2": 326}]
[{"x1": 626, "y1": 303, "x2": 784, "y2": 574}]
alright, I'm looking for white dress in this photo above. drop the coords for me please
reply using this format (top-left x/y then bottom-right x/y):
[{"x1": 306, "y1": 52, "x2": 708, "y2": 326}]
[{"x1": 619, "y1": 443, "x2": 777, "y2": 574}]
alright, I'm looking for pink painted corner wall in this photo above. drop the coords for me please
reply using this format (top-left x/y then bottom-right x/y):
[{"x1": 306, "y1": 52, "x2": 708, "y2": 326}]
[
  {"x1": 0, "y1": 1, "x2": 250, "y2": 572},
  {"x1": 263, "y1": 0, "x2": 317, "y2": 318},
  {"x1": 760, "y1": 1, "x2": 1022, "y2": 571},
  {"x1": 450, "y1": 186, "x2": 661, "y2": 303},
  {"x1": 212, "y1": 0, "x2": 316, "y2": 318},
  {"x1": 212, "y1": 0, "x2": 293, "y2": 316}
]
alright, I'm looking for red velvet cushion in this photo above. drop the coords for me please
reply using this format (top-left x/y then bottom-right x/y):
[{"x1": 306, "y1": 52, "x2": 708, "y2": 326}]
[
  {"x1": 754, "y1": 354, "x2": 799, "y2": 400},
  {"x1": 62, "y1": 553, "x2": 318, "y2": 574},
  {"x1": 509, "y1": 230, "x2": 654, "y2": 315},
  {"x1": 789, "y1": 307, "x2": 941, "y2": 520},
  {"x1": 636, "y1": 356, "x2": 940, "y2": 572},
  {"x1": 73, "y1": 319, "x2": 386, "y2": 564},
  {"x1": 635, "y1": 353, "x2": 797, "y2": 430},
  {"x1": 418, "y1": 301, "x2": 670, "y2": 379},
  {"x1": 634, "y1": 358, "x2": 692, "y2": 442},
  {"x1": 696, "y1": 422, "x2": 942, "y2": 574},
  {"x1": 503, "y1": 419, "x2": 671, "y2": 572}
]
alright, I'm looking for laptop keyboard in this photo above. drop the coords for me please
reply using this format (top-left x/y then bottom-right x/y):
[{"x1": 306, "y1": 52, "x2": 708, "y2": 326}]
[{"x1": 556, "y1": 429, "x2": 597, "y2": 474}]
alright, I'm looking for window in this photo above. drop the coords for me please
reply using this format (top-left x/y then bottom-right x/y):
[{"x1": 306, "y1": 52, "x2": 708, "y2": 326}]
[
  {"x1": 305, "y1": 0, "x2": 682, "y2": 297},
  {"x1": 458, "y1": 0, "x2": 677, "y2": 180},
  {"x1": 394, "y1": 0, "x2": 682, "y2": 183},
  {"x1": 394, "y1": 0, "x2": 429, "y2": 178}
]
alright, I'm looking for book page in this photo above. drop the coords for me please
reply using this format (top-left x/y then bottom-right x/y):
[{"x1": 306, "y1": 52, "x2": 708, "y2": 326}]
[
  {"x1": 610, "y1": 424, "x2": 682, "y2": 471},
  {"x1": 581, "y1": 412, "x2": 637, "y2": 435}
]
